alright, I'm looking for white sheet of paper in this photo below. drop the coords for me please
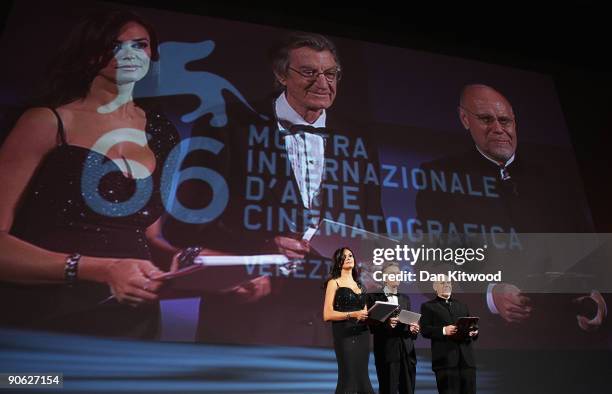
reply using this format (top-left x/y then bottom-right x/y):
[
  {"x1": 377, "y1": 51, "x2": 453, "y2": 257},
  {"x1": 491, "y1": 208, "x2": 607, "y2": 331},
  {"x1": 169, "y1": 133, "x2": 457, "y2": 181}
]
[
  {"x1": 398, "y1": 310, "x2": 421, "y2": 325},
  {"x1": 157, "y1": 254, "x2": 290, "y2": 281},
  {"x1": 193, "y1": 254, "x2": 289, "y2": 266}
]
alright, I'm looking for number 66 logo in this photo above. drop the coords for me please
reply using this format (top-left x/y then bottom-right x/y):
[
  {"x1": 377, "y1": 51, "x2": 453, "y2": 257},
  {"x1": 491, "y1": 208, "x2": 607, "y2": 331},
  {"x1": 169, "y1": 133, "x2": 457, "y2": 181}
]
[{"x1": 82, "y1": 134, "x2": 229, "y2": 224}]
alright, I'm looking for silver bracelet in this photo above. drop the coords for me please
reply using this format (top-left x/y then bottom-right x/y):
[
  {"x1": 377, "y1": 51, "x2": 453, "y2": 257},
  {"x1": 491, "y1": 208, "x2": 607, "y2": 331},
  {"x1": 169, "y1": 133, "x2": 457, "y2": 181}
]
[
  {"x1": 178, "y1": 246, "x2": 203, "y2": 269},
  {"x1": 64, "y1": 253, "x2": 81, "y2": 286}
]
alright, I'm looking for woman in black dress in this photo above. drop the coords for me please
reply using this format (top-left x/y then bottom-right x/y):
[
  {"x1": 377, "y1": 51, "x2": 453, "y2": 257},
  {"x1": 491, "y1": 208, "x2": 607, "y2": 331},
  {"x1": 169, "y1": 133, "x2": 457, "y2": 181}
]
[
  {"x1": 323, "y1": 247, "x2": 375, "y2": 394},
  {"x1": 0, "y1": 10, "x2": 180, "y2": 338}
]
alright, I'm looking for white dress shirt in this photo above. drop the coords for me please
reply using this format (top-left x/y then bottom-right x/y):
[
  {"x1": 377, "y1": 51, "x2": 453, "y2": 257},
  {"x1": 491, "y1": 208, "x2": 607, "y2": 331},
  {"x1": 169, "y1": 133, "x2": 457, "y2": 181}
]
[
  {"x1": 383, "y1": 286, "x2": 399, "y2": 305},
  {"x1": 275, "y1": 93, "x2": 326, "y2": 209}
]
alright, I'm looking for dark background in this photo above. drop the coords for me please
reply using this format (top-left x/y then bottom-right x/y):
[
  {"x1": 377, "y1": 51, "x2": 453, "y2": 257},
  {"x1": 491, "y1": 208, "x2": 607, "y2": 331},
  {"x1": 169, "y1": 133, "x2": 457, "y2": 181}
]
[{"x1": 2, "y1": 2, "x2": 607, "y2": 231}]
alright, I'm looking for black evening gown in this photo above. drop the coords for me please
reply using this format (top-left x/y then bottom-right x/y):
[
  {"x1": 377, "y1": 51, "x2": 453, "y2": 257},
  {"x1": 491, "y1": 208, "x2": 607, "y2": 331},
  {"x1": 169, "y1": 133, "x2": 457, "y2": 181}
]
[
  {"x1": 332, "y1": 282, "x2": 375, "y2": 394},
  {"x1": 0, "y1": 107, "x2": 178, "y2": 339}
]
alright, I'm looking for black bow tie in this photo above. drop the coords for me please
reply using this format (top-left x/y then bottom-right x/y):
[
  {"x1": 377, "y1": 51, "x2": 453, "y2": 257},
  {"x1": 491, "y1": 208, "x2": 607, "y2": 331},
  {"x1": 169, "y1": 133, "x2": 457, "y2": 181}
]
[
  {"x1": 280, "y1": 124, "x2": 328, "y2": 137},
  {"x1": 291, "y1": 124, "x2": 321, "y2": 133},
  {"x1": 385, "y1": 292, "x2": 397, "y2": 298}
]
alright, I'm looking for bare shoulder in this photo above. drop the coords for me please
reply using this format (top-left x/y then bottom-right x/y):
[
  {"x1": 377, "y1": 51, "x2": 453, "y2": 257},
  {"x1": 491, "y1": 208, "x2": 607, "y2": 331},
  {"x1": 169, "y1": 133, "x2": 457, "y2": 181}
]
[
  {"x1": 325, "y1": 279, "x2": 338, "y2": 293},
  {"x1": 17, "y1": 107, "x2": 58, "y2": 127},
  {"x1": 6, "y1": 107, "x2": 61, "y2": 153}
]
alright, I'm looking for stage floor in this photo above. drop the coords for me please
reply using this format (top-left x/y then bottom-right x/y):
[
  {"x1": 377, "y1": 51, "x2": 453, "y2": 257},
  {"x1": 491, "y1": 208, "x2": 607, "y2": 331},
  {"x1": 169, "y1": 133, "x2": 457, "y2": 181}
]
[{"x1": 0, "y1": 328, "x2": 502, "y2": 393}]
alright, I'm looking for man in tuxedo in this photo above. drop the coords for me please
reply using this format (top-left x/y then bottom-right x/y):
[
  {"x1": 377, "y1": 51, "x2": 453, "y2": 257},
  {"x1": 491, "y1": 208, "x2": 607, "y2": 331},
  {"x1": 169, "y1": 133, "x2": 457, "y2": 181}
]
[
  {"x1": 420, "y1": 277, "x2": 478, "y2": 394},
  {"x1": 163, "y1": 32, "x2": 385, "y2": 346},
  {"x1": 414, "y1": 85, "x2": 608, "y2": 349},
  {"x1": 367, "y1": 262, "x2": 420, "y2": 394}
]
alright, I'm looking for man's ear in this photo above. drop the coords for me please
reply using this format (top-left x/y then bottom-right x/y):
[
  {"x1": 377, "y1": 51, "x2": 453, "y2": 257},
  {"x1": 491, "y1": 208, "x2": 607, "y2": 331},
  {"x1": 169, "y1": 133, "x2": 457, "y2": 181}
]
[
  {"x1": 458, "y1": 106, "x2": 470, "y2": 131},
  {"x1": 274, "y1": 71, "x2": 287, "y2": 87}
]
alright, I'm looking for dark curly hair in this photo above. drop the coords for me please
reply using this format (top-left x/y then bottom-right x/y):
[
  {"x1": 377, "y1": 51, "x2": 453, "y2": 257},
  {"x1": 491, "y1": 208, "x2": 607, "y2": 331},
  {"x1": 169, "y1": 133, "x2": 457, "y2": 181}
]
[
  {"x1": 323, "y1": 246, "x2": 361, "y2": 288},
  {"x1": 36, "y1": 9, "x2": 159, "y2": 108}
]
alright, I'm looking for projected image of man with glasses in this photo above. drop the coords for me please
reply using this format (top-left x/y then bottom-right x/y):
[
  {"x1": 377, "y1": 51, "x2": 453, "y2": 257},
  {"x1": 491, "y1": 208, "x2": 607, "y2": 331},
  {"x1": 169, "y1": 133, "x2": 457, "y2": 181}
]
[{"x1": 458, "y1": 84, "x2": 517, "y2": 168}]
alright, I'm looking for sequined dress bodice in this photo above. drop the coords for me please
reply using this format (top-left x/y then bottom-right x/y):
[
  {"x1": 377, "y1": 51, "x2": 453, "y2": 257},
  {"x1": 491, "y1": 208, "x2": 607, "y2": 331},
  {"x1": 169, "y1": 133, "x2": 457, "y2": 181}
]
[
  {"x1": 11, "y1": 109, "x2": 179, "y2": 259},
  {"x1": 333, "y1": 284, "x2": 367, "y2": 312}
]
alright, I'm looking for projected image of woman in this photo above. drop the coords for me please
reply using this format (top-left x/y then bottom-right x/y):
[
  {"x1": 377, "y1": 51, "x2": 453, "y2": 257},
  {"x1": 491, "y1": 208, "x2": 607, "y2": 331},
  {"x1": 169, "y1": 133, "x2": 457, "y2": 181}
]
[
  {"x1": 323, "y1": 247, "x2": 374, "y2": 393},
  {"x1": 0, "y1": 9, "x2": 180, "y2": 339}
]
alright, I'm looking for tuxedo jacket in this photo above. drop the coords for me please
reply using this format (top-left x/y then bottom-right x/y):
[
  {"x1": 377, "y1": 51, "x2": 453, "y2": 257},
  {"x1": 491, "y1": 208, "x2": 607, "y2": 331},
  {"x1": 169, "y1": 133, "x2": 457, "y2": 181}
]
[
  {"x1": 164, "y1": 96, "x2": 385, "y2": 254},
  {"x1": 367, "y1": 290, "x2": 417, "y2": 365},
  {"x1": 168, "y1": 96, "x2": 386, "y2": 346},
  {"x1": 420, "y1": 297, "x2": 477, "y2": 371}
]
